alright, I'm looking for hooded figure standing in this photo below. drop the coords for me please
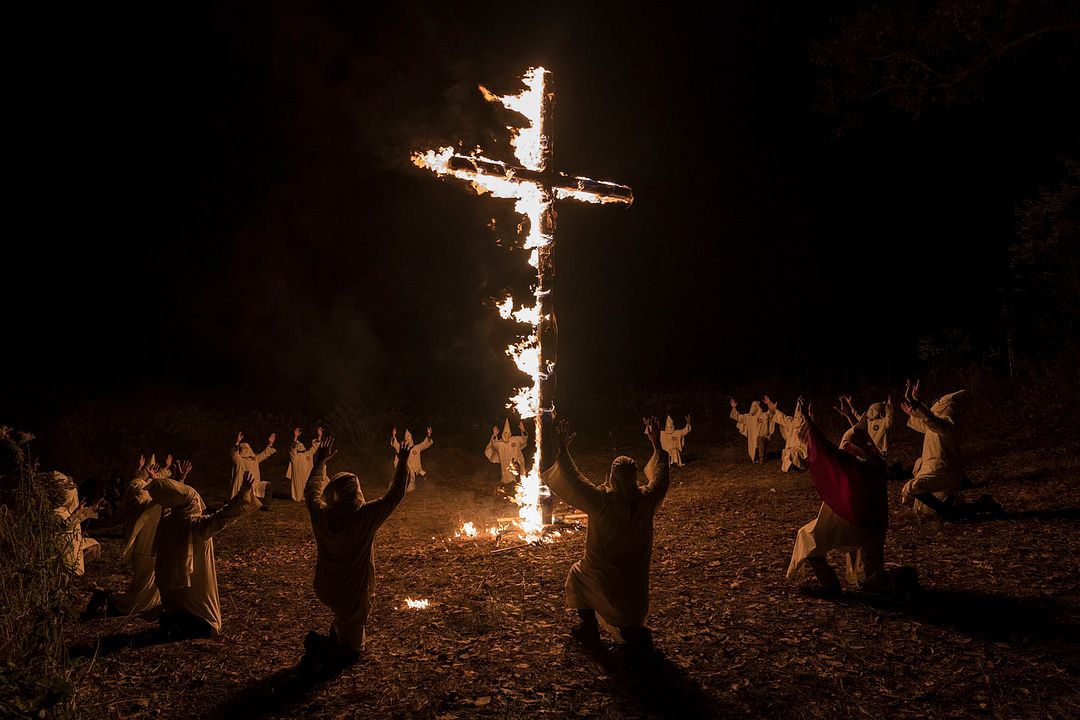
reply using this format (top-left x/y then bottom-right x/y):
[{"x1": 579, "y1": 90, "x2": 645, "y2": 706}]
[
  {"x1": 899, "y1": 381, "x2": 1004, "y2": 519},
  {"x1": 390, "y1": 427, "x2": 433, "y2": 492},
  {"x1": 304, "y1": 436, "x2": 411, "y2": 664},
  {"x1": 231, "y1": 431, "x2": 276, "y2": 508},
  {"x1": 147, "y1": 469, "x2": 261, "y2": 638},
  {"x1": 659, "y1": 415, "x2": 692, "y2": 467},
  {"x1": 787, "y1": 401, "x2": 918, "y2": 597},
  {"x1": 730, "y1": 399, "x2": 774, "y2": 463},
  {"x1": 485, "y1": 419, "x2": 529, "y2": 485},
  {"x1": 763, "y1": 396, "x2": 807, "y2": 473},
  {"x1": 288, "y1": 427, "x2": 322, "y2": 502},
  {"x1": 541, "y1": 416, "x2": 670, "y2": 650}
]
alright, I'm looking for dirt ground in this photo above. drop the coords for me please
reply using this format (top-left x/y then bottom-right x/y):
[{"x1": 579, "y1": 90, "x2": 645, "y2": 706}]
[{"x1": 66, "y1": 409, "x2": 1080, "y2": 719}]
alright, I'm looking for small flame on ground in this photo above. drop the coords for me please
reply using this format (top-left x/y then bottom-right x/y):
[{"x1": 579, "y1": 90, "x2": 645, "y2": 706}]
[{"x1": 404, "y1": 598, "x2": 430, "y2": 609}]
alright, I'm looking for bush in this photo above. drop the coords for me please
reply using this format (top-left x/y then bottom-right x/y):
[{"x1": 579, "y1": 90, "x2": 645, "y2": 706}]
[{"x1": 0, "y1": 428, "x2": 77, "y2": 719}]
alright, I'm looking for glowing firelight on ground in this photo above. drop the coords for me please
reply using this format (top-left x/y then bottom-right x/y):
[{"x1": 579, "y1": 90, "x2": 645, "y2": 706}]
[
  {"x1": 412, "y1": 67, "x2": 632, "y2": 543},
  {"x1": 403, "y1": 598, "x2": 430, "y2": 610}
]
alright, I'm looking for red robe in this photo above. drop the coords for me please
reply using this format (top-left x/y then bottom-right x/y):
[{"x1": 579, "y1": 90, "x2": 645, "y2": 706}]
[{"x1": 804, "y1": 422, "x2": 888, "y2": 531}]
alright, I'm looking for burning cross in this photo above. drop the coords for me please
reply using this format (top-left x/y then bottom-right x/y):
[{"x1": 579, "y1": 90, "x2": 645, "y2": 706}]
[{"x1": 412, "y1": 67, "x2": 632, "y2": 534}]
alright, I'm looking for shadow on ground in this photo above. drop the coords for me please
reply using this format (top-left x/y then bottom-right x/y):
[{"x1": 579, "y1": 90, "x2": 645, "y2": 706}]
[
  {"x1": 581, "y1": 641, "x2": 729, "y2": 719},
  {"x1": 851, "y1": 588, "x2": 1080, "y2": 651},
  {"x1": 208, "y1": 663, "x2": 349, "y2": 720},
  {"x1": 69, "y1": 627, "x2": 172, "y2": 659}
]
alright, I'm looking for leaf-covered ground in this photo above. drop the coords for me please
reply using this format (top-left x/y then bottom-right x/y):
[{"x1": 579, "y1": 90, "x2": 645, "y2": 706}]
[{"x1": 67, "y1": 410, "x2": 1080, "y2": 719}]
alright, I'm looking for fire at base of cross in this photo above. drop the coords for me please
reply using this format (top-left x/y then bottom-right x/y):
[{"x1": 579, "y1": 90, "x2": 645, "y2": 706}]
[{"x1": 412, "y1": 67, "x2": 632, "y2": 544}]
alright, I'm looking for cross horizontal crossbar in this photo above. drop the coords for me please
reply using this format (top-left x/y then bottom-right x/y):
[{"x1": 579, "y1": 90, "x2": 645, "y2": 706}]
[{"x1": 447, "y1": 154, "x2": 634, "y2": 204}]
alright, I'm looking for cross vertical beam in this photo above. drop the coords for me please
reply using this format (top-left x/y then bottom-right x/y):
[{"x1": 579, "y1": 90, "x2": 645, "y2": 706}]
[{"x1": 412, "y1": 67, "x2": 632, "y2": 536}]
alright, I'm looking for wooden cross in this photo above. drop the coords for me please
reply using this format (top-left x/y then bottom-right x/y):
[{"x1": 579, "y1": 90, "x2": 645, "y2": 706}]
[{"x1": 413, "y1": 67, "x2": 632, "y2": 524}]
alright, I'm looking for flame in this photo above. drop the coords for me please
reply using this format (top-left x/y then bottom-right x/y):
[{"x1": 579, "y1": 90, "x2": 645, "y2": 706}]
[
  {"x1": 413, "y1": 67, "x2": 620, "y2": 544},
  {"x1": 404, "y1": 598, "x2": 430, "y2": 609},
  {"x1": 460, "y1": 521, "x2": 478, "y2": 538}
]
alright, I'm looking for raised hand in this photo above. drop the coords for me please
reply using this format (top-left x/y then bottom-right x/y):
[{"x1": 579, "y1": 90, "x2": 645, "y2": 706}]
[
  {"x1": 236, "y1": 432, "x2": 244, "y2": 446},
  {"x1": 643, "y1": 416, "x2": 660, "y2": 448},
  {"x1": 729, "y1": 398, "x2": 738, "y2": 409},
  {"x1": 293, "y1": 427, "x2": 301, "y2": 441},
  {"x1": 492, "y1": 425, "x2": 499, "y2": 436},
  {"x1": 267, "y1": 432, "x2": 276, "y2": 446},
  {"x1": 138, "y1": 454, "x2": 146, "y2": 469},
  {"x1": 518, "y1": 420, "x2": 526, "y2": 434},
  {"x1": 316, "y1": 426, "x2": 325, "y2": 438},
  {"x1": 685, "y1": 414, "x2": 692, "y2": 425},
  {"x1": 396, "y1": 435, "x2": 413, "y2": 464},
  {"x1": 426, "y1": 426, "x2": 433, "y2": 437},
  {"x1": 241, "y1": 470, "x2": 255, "y2": 491},
  {"x1": 164, "y1": 454, "x2": 173, "y2": 469},
  {"x1": 313, "y1": 436, "x2": 338, "y2": 466},
  {"x1": 391, "y1": 427, "x2": 397, "y2": 438},
  {"x1": 177, "y1": 460, "x2": 193, "y2": 481},
  {"x1": 555, "y1": 418, "x2": 577, "y2": 456}
]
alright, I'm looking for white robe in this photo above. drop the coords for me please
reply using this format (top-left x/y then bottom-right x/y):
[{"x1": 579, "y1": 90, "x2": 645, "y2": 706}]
[
  {"x1": 731, "y1": 402, "x2": 774, "y2": 461},
  {"x1": 787, "y1": 502, "x2": 886, "y2": 585},
  {"x1": 771, "y1": 409, "x2": 807, "y2": 473},
  {"x1": 306, "y1": 464, "x2": 409, "y2": 651},
  {"x1": 149, "y1": 478, "x2": 260, "y2": 634},
  {"x1": 485, "y1": 423, "x2": 528, "y2": 484},
  {"x1": 110, "y1": 476, "x2": 162, "y2": 615},
  {"x1": 231, "y1": 443, "x2": 276, "y2": 499},
  {"x1": 391, "y1": 431, "x2": 433, "y2": 492},
  {"x1": 54, "y1": 483, "x2": 98, "y2": 576},
  {"x1": 901, "y1": 392, "x2": 966, "y2": 513},
  {"x1": 864, "y1": 403, "x2": 894, "y2": 458},
  {"x1": 659, "y1": 416, "x2": 691, "y2": 467},
  {"x1": 541, "y1": 451, "x2": 670, "y2": 630},
  {"x1": 287, "y1": 440, "x2": 320, "y2": 501}
]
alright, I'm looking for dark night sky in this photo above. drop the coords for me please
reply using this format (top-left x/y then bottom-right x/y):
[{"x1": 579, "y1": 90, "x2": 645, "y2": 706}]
[{"x1": 8, "y1": 2, "x2": 1078, "y2": 423}]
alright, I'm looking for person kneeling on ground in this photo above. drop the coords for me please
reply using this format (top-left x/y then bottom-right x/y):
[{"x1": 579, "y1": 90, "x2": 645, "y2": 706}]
[
  {"x1": 787, "y1": 400, "x2": 919, "y2": 599},
  {"x1": 148, "y1": 468, "x2": 261, "y2": 639},
  {"x1": 542, "y1": 415, "x2": 670, "y2": 652},
  {"x1": 899, "y1": 380, "x2": 1005, "y2": 520},
  {"x1": 303, "y1": 435, "x2": 411, "y2": 668}
]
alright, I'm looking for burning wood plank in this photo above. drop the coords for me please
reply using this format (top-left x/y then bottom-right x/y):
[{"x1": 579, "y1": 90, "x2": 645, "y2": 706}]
[{"x1": 413, "y1": 67, "x2": 632, "y2": 543}]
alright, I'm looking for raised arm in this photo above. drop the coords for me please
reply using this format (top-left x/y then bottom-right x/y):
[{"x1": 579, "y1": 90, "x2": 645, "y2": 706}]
[
  {"x1": 642, "y1": 416, "x2": 671, "y2": 501},
  {"x1": 304, "y1": 436, "x2": 337, "y2": 511},
  {"x1": 414, "y1": 432, "x2": 433, "y2": 453},
  {"x1": 900, "y1": 379, "x2": 952, "y2": 435},
  {"x1": 674, "y1": 413, "x2": 692, "y2": 438},
  {"x1": 764, "y1": 395, "x2": 791, "y2": 427},
  {"x1": 833, "y1": 396, "x2": 857, "y2": 428},
  {"x1": 540, "y1": 418, "x2": 604, "y2": 514},
  {"x1": 193, "y1": 470, "x2": 260, "y2": 538},
  {"x1": 484, "y1": 426, "x2": 501, "y2": 464},
  {"x1": 363, "y1": 436, "x2": 412, "y2": 526},
  {"x1": 255, "y1": 433, "x2": 277, "y2": 462}
]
